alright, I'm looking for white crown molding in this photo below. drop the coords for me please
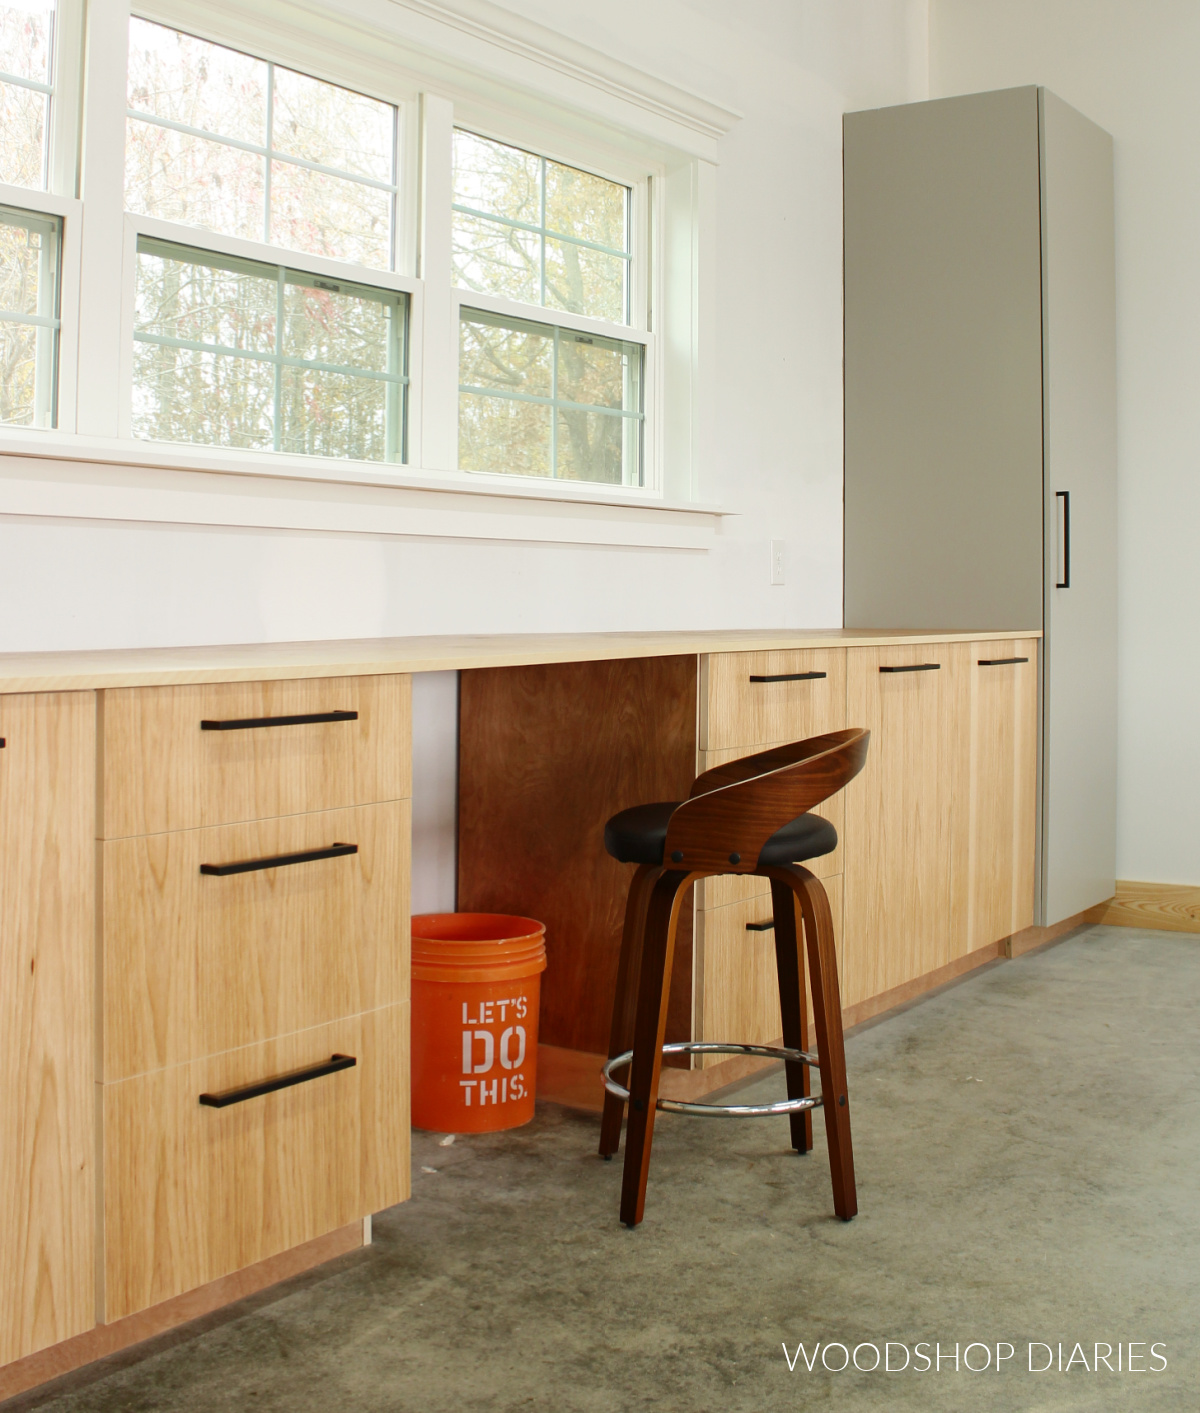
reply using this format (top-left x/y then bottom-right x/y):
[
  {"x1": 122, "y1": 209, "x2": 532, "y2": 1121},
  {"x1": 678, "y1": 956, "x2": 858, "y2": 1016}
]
[
  {"x1": 142, "y1": 0, "x2": 741, "y2": 158},
  {"x1": 382, "y1": 0, "x2": 742, "y2": 142}
]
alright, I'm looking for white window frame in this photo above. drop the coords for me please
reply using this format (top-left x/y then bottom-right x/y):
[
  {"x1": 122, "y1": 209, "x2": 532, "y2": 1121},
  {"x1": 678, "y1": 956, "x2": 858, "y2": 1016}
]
[
  {"x1": 0, "y1": 0, "x2": 733, "y2": 546},
  {"x1": 439, "y1": 109, "x2": 660, "y2": 495}
]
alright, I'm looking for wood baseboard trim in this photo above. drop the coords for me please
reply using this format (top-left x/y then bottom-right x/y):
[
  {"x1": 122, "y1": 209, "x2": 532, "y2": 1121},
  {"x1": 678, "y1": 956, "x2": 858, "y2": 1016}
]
[
  {"x1": 1001, "y1": 906, "x2": 1102, "y2": 957},
  {"x1": 0, "y1": 1222, "x2": 364, "y2": 1404},
  {"x1": 1087, "y1": 881, "x2": 1200, "y2": 935},
  {"x1": 841, "y1": 942, "x2": 1002, "y2": 1030}
]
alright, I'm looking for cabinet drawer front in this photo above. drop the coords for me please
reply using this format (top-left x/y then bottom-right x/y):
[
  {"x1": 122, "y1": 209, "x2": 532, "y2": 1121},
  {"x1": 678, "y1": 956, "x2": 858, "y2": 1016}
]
[
  {"x1": 103, "y1": 801, "x2": 409, "y2": 1080},
  {"x1": 701, "y1": 649, "x2": 845, "y2": 751},
  {"x1": 102, "y1": 1006, "x2": 408, "y2": 1322},
  {"x1": 101, "y1": 674, "x2": 411, "y2": 838}
]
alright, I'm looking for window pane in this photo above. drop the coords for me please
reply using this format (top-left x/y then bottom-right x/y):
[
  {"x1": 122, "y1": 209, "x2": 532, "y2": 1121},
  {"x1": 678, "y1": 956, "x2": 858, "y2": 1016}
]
[
  {"x1": 282, "y1": 278, "x2": 395, "y2": 374},
  {"x1": 0, "y1": 0, "x2": 51, "y2": 80},
  {"x1": 452, "y1": 129, "x2": 632, "y2": 325},
  {"x1": 0, "y1": 319, "x2": 39, "y2": 425},
  {"x1": 133, "y1": 238, "x2": 406, "y2": 462},
  {"x1": 452, "y1": 211, "x2": 539, "y2": 305},
  {"x1": 125, "y1": 117, "x2": 265, "y2": 241},
  {"x1": 279, "y1": 366, "x2": 389, "y2": 461},
  {"x1": 0, "y1": 206, "x2": 50, "y2": 314},
  {"x1": 125, "y1": 22, "x2": 397, "y2": 270},
  {"x1": 544, "y1": 161, "x2": 626, "y2": 251},
  {"x1": 268, "y1": 159, "x2": 391, "y2": 269},
  {"x1": 544, "y1": 240, "x2": 625, "y2": 324},
  {"x1": 0, "y1": 204, "x2": 59, "y2": 427},
  {"x1": 135, "y1": 245, "x2": 276, "y2": 353},
  {"x1": 556, "y1": 332, "x2": 634, "y2": 409},
  {"x1": 133, "y1": 340, "x2": 275, "y2": 449},
  {"x1": 453, "y1": 130, "x2": 540, "y2": 226},
  {"x1": 556, "y1": 408, "x2": 626, "y2": 484},
  {"x1": 0, "y1": 80, "x2": 46, "y2": 189},
  {"x1": 127, "y1": 18, "x2": 265, "y2": 143},
  {"x1": 459, "y1": 393, "x2": 551, "y2": 478},
  {"x1": 459, "y1": 312, "x2": 552, "y2": 397},
  {"x1": 271, "y1": 67, "x2": 392, "y2": 182},
  {"x1": 458, "y1": 308, "x2": 642, "y2": 485}
]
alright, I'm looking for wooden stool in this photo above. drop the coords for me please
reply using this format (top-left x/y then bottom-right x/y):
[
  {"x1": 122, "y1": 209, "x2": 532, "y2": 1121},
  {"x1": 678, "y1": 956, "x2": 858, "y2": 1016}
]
[{"x1": 598, "y1": 728, "x2": 870, "y2": 1228}]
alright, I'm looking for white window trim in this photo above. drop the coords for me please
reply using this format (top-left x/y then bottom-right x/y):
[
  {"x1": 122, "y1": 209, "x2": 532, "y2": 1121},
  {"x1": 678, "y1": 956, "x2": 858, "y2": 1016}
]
[{"x1": 0, "y1": 0, "x2": 738, "y2": 545}]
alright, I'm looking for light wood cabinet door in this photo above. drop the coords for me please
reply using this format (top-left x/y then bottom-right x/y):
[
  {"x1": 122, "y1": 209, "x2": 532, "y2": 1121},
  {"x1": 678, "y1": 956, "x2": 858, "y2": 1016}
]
[
  {"x1": 0, "y1": 692, "x2": 96, "y2": 1365},
  {"x1": 102, "y1": 1004, "x2": 409, "y2": 1322},
  {"x1": 102, "y1": 801, "x2": 410, "y2": 1080},
  {"x1": 842, "y1": 644, "x2": 970, "y2": 1008},
  {"x1": 700, "y1": 648, "x2": 846, "y2": 751},
  {"x1": 100, "y1": 674, "x2": 411, "y2": 838},
  {"x1": 960, "y1": 640, "x2": 1039, "y2": 949}
]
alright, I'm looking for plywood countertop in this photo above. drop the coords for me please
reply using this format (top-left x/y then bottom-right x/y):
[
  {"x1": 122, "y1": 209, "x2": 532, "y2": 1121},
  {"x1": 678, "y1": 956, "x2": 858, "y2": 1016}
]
[{"x1": 0, "y1": 628, "x2": 1042, "y2": 694}]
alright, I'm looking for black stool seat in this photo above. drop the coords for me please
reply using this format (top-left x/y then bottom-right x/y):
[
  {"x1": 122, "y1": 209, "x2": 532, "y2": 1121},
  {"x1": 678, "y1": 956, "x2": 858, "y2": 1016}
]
[{"x1": 604, "y1": 801, "x2": 837, "y2": 868}]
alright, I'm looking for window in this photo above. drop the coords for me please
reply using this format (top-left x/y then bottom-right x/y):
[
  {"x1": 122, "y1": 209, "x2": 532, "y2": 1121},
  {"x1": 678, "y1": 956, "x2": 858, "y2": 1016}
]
[
  {"x1": 0, "y1": 203, "x2": 60, "y2": 427},
  {"x1": 0, "y1": 0, "x2": 55, "y2": 190},
  {"x1": 125, "y1": 18, "x2": 398, "y2": 269},
  {"x1": 123, "y1": 21, "x2": 409, "y2": 462},
  {"x1": 0, "y1": 4, "x2": 700, "y2": 510},
  {"x1": 133, "y1": 238, "x2": 407, "y2": 461},
  {"x1": 451, "y1": 130, "x2": 646, "y2": 486}
]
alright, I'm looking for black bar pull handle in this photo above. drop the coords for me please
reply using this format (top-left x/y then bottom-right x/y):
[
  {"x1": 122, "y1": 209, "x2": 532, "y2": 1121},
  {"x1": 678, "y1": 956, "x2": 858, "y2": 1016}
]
[
  {"x1": 199, "y1": 1054, "x2": 356, "y2": 1108},
  {"x1": 748, "y1": 672, "x2": 827, "y2": 684},
  {"x1": 978, "y1": 657, "x2": 1030, "y2": 667},
  {"x1": 0, "y1": 738, "x2": 5, "y2": 748},
  {"x1": 200, "y1": 843, "x2": 358, "y2": 877},
  {"x1": 880, "y1": 663, "x2": 941, "y2": 674},
  {"x1": 1056, "y1": 490, "x2": 1071, "y2": 588},
  {"x1": 745, "y1": 919, "x2": 775, "y2": 932},
  {"x1": 200, "y1": 710, "x2": 358, "y2": 731}
]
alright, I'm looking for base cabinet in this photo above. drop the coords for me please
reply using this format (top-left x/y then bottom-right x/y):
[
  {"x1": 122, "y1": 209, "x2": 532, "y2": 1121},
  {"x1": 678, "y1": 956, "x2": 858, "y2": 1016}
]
[{"x1": 0, "y1": 693, "x2": 96, "y2": 1366}]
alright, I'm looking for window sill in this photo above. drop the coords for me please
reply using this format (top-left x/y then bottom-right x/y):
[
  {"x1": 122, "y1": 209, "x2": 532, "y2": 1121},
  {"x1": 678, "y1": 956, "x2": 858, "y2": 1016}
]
[{"x1": 0, "y1": 430, "x2": 727, "y2": 549}]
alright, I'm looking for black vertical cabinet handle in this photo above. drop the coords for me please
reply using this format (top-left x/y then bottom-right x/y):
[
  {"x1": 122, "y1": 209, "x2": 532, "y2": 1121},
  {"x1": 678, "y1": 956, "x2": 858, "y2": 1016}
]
[
  {"x1": 0, "y1": 738, "x2": 5, "y2": 748},
  {"x1": 1056, "y1": 490, "x2": 1071, "y2": 588},
  {"x1": 200, "y1": 709, "x2": 358, "y2": 731},
  {"x1": 199, "y1": 1054, "x2": 356, "y2": 1108}
]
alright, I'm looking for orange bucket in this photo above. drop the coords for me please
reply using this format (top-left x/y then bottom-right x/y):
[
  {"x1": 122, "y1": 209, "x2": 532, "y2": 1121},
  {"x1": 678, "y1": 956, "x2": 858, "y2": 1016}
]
[{"x1": 411, "y1": 913, "x2": 547, "y2": 1133}]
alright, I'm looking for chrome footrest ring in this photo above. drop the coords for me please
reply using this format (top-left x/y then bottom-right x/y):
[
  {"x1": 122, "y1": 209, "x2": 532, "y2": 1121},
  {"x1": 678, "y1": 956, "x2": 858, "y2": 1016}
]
[{"x1": 602, "y1": 1041, "x2": 823, "y2": 1117}]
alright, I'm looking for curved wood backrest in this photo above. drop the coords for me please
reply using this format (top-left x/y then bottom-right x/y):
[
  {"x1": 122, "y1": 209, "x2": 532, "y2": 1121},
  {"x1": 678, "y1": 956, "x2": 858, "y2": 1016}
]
[{"x1": 663, "y1": 727, "x2": 870, "y2": 875}]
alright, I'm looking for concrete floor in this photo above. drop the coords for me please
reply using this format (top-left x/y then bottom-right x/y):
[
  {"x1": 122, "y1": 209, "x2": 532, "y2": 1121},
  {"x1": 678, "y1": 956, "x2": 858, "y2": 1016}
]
[{"x1": 7, "y1": 924, "x2": 1198, "y2": 1412}]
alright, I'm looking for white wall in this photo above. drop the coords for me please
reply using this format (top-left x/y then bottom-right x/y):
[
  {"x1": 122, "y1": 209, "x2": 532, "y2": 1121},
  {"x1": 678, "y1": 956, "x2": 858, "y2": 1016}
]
[{"x1": 929, "y1": 0, "x2": 1200, "y2": 885}]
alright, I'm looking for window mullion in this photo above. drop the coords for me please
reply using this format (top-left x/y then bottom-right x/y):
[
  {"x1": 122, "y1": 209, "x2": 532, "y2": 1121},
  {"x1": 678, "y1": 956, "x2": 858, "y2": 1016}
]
[
  {"x1": 550, "y1": 322, "x2": 558, "y2": 479},
  {"x1": 264, "y1": 62, "x2": 274, "y2": 247},
  {"x1": 273, "y1": 264, "x2": 284, "y2": 451},
  {"x1": 74, "y1": 0, "x2": 130, "y2": 438}
]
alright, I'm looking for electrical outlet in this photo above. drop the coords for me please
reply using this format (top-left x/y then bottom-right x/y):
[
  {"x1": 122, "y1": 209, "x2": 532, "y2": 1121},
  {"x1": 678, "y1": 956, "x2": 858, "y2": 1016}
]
[{"x1": 770, "y1": 539, "x2": 785, "y2": 586}]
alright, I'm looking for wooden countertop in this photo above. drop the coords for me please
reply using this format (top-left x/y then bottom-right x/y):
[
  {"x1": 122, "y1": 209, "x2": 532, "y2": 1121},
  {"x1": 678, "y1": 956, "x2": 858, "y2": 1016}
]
[{"x1": 0, "y1": 628, "x2": 1041, "y2": 693}]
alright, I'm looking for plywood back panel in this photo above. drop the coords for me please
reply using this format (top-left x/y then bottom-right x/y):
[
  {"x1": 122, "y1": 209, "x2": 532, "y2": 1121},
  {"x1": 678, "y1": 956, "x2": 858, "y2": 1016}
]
[{"x1": 458, "y1": 657, "x2": 698, "y2": 1056}]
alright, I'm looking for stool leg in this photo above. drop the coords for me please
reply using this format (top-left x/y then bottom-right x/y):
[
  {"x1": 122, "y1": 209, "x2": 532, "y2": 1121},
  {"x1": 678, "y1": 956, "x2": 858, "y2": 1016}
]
[
  {"x1": 619, "y1": 869, "x2": 689, "y2": 1228},
  {"x1": 769, "y1": 878, "x2": 813, "y2": 1154},
  {"x1": 773, "y1": 866, "x2": 857, "y2": 1221},
  {"x1": 599, "y1": 864, "x2": 660, "y2": 1158}
]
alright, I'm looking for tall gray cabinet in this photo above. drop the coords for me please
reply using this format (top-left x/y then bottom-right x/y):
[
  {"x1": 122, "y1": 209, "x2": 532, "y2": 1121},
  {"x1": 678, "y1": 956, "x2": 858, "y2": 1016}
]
[{"x1": 843, "y1": 86, "x2": 1116, "y2": 927}]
